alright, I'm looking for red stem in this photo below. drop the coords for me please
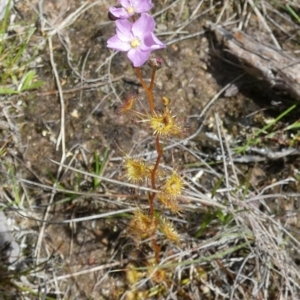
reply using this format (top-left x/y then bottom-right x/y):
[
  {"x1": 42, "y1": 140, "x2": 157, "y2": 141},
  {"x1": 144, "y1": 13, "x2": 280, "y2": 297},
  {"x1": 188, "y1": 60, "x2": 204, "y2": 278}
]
[
  {"x1": 134, "y1": 67, "x2": 155, "y2": 113},
  {"x1": 148, "y1": 135, "x2": 162, "y2": 216},
  {"x1": 152, "y1": 238, "x2": 160, "y2": 264},
  {"x1": 149, "y1": 69, "x2": 156, "y2": 91},
  {"x1": 134, "y1": 66, "x2": 161, "y2": 263}
]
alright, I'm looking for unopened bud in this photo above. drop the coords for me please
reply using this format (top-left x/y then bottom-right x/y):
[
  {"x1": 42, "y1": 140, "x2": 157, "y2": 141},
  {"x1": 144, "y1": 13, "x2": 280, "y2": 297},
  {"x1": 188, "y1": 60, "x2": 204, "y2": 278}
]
[
  {"x1": 162, "y1": 96, "x2": 170, "y2": 107},
  {"x1": 148, "y1": 55, "x2": 164, "y2": 70},
  {"x1": 108, "y1": 8, "x2": 119, "y2": 21}
]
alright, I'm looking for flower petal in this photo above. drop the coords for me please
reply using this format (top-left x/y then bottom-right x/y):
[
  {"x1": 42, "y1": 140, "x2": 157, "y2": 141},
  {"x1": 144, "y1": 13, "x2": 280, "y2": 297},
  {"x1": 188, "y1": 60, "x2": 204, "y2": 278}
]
[
  {"x1": 109, "y1": 7, "x2": 130, "y2": 19},
  {"x1": 119, "y1": 0, "x2": 131, "y2": 7},
  {"x1": 107, "y1": 35, "x2": 131, "y2": 52},
  {"x1": 127, "y1": 48, "x2": 150, "y2": 67},
  {"x1": 132, "y1": 13, "x2": 155, "y2": 38},
  {"x1": 115, "y1": 19, "x2": 133, "y2": 42},
  {"x1": 133, "y1": 0, "x2": 153, "y2": 13},
  {"x1": 142, "y1": 32, "x2": 166, "y2": 50}
]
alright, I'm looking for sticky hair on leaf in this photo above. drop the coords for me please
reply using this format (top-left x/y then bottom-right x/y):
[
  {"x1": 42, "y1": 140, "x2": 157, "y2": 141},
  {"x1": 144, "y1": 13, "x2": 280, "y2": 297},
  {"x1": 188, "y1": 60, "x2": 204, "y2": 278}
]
[
  {"x1": 117, "y1": 93, "x2": 138, "y2": 114},
  {"x1": 150, "y1": 108, "x2": 181, "y2": 137},
  {"x1": 163, "y1": 171, "x2": 183, "y2": 197},
  {"x1": 160, "y1": 218, "x2": 180, "y2": 244},
  {"x1": 126, "y1": 263, "x2": 141, "y2": 284},
  {"x1": 157, "y1": 193, "x2": 180, "y2": 214},
  {"x1": 124, "y1": 157, "x2": 151, "y2": 183},
  {"x1": 147, "y1": 265, "x2": 166, "y2": 283},
  {"x1": 129, "y1": 210, "x2": 157, "y2": 239},
  {"x1": 146, "y1": 258, "x2": 166, "y2": 283}
]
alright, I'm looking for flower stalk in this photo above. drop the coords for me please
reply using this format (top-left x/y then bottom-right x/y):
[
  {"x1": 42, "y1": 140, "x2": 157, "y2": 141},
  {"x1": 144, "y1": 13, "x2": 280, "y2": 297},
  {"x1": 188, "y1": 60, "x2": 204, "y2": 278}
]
[
  {"x1": 107, "y1": 0, "x2": 183, "y2": 267},
  {"x1": 134, "y1": 67, "x2": 155, "y2": 113}
]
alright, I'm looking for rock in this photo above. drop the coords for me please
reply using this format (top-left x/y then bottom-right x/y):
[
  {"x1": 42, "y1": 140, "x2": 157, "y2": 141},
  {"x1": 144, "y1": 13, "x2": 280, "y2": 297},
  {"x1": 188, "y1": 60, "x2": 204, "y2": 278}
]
[{"x1": 0, "y1": 211, "x2": 20, "y2": 264}]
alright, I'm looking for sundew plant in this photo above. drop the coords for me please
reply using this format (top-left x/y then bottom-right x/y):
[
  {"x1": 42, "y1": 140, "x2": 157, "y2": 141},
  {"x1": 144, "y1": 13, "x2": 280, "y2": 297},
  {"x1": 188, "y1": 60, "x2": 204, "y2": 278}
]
[{"x1": 107, "y1": 0, "x2": 184, "y2": 266}]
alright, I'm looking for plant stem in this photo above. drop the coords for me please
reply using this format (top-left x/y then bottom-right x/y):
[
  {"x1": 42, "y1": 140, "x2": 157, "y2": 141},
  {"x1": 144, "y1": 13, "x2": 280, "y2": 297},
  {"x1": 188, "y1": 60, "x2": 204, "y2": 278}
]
[
  {"x1": 152, "y1": 238, "x2": 160, "y2": 264},
  {"x1": 135, "y1": 67, "x2": 155, "y2": 113},
  {"x1": 135, "y1": 66, "x2": 162, "y2": 264},
  {"x1": 149, "y1": 69, "x2": 156, "y2": 91},
  {"x1": 148, "y1": 135, "x2": 163, "y2": 215}
]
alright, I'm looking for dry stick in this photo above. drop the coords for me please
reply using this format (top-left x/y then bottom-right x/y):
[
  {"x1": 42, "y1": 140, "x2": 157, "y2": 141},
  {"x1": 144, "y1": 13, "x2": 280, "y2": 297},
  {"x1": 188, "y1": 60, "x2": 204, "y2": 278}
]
[
  {"x1": 165, "y1": 30, "x2": 205, "y2": 45},
  {"x1": 215, "y1": 0, "x2": 229, "y2": 24},
  {"x1": 42, "y1": 260, "x2": 127, "y2": 286},
  {"x1": 18, "y1": 172, "x2": 225, "y2": 210},
  {"x1": 108, "y1": 52, "x2": 122, "y2": 104},
  {"x1": 78, "y1": 48, "x2": 91, "y2": 105},
  {"x1": 247, "y1": 0, "x2": 281, "y2": 49},
  {"x1": 153, "y1": 0, "x2": 181, "y2": 18},
  {"x1": 166, "y1": 0, "x2": 205, "y2": 41},
  {"x1": 46, "y1": 1, "x2": 92, "y2": 36},
  {"x1": 34, "y1": 36, "x2": 67, "y2": 264},
  {"x1": 36, "y1": 76, "x2": 123, "y2": 96},
  {"x1": 214, "y1": 113, "x2": 234, "y2": 210},
  {"x1": 238, "y1": 0, "x2": 250, "y2": 30}
]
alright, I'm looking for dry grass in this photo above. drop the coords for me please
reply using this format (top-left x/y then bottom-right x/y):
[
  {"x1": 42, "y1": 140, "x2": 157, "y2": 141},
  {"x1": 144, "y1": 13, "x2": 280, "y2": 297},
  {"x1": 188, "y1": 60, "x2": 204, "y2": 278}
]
[{"x1": 1, "y1": 0, "x2": 300, "y2": 299}]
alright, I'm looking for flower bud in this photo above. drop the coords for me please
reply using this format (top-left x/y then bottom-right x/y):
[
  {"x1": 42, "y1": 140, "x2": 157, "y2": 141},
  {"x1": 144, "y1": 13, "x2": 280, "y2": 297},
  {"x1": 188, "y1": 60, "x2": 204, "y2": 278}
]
[
  {"x1": 108, "y1": 8, "x2": 119, "y2": 21},
  {"x1": 148, "y1": 55, "x2": 164, "y2": 70},
  {"x1": 162, "y1": 96, "x2": 170, "y2": 107}
]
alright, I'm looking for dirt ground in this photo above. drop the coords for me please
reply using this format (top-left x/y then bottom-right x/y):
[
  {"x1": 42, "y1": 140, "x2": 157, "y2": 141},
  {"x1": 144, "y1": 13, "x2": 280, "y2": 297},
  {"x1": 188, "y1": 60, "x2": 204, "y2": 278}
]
[{"x1": 1, "y1": 0, "x2": 300, "y2": 299}]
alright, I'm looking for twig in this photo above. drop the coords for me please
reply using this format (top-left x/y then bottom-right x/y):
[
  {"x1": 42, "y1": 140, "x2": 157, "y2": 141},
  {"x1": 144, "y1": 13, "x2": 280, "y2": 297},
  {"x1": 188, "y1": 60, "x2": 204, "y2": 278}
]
[
  {"x1": 247, "y1": 0, "x2": 281, "y2": 49},
  {"x1": 36, "y1": 76, "x2": 123, "y2": 96}
]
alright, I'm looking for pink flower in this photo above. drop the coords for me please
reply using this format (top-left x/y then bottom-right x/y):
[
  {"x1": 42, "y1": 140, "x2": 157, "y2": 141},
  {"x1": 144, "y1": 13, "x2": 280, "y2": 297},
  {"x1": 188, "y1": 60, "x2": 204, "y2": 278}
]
[
  {"x1": 107, "y1": 13, "x2": 166, "y2": 67},
  {"x1": 109, "y1": 0, "x2": 153, "y2": 19}
]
